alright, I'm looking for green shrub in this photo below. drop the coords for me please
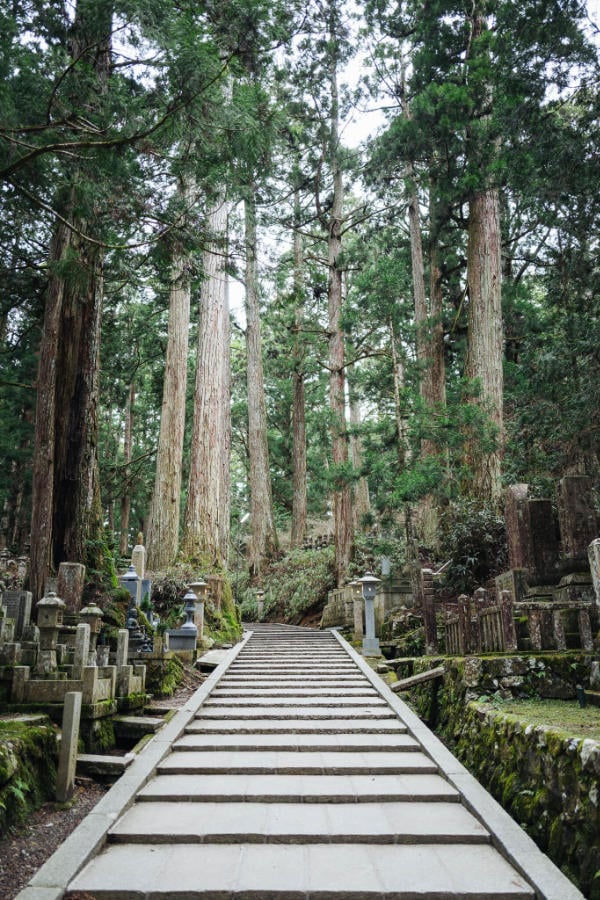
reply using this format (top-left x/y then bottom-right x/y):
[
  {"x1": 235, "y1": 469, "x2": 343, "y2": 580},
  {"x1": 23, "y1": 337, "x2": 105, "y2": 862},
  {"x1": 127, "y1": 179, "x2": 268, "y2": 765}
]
[
  {"x1": 245, "y1": 547, "x2": 336, "y2": 624},
  {"x1": 438, "y1": 500, "x2": 508, "y2": 595}
]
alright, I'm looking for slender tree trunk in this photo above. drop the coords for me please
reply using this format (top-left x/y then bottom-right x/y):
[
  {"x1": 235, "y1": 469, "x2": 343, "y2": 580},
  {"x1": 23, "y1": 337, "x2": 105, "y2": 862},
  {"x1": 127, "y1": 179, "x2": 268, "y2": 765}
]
[
  {"x1": 146, "y1": 175, "x2": 194, "y2": 570},
  {"x1": 390, "y1": 320, "x2": 408, "y2": 470},
  {"x1": 290, "y1": 173, "x2": 308, "y2": 550},
  {"x1": 465, "y1": 186, "x2": 503, "y2": 504},
  {"x1": 119, "y1": 381, "x2": 135, "y2": 557},
  {"x1": 349, "y1": 391, "x2": 370, "y2": 531},
  {"x1": 327, "y1": 8, "x2": 353, "y2": 586},
  {"x1": 244, "y1": 191, "x2": 278, "y2": 576},
  {"x1": 181, "y1": 191, "x2": 231, "y2": 566},
  {"x1": 428, "y1": 189, "x2": 447, "y2": 414},
  {"x1": 464, "y1": 7, "x2": 504, "y2": 506}
]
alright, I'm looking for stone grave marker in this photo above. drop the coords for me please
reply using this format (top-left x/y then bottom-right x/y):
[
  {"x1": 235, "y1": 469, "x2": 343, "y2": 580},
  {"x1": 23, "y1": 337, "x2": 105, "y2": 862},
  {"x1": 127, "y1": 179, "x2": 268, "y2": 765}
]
[
  {"x1": 57, "y1": 562, "x2": 86, "y2": 613},
  {"x1": 1, "y1": 589, "x2": 32, "y2": 639},
  {"x1": 557, "y1": 475, "x2": 597, "y2": 560}
]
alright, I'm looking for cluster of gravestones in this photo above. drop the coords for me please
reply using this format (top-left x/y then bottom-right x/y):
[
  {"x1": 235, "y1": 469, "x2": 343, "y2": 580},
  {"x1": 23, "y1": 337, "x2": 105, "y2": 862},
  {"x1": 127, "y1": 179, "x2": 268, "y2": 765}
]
[
  {"x1": 431, "y1": 475, "x2": 600, "y2": 656},
  {"x1": 0, "y1": 543, "x2": 165, "y2": 731},
  {"x1": 302, "y1": 533, "x2": 335, "y2": 550}
]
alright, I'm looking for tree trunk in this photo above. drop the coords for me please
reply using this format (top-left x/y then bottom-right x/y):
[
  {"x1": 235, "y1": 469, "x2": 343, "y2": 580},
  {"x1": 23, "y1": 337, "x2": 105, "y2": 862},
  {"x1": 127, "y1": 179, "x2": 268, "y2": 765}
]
[
  {"x1": 181, "y1": 191, "x2": 231, "y2": 566},
  {"x1": 464, "y1": 8, "x2": 504, "y2": 506},
  {"x1": 327, "y1": 11, "x2": 353, "y2": 586},
  {"x1": 244, "y1": 191, "x2": 278, "y2": 576},
  {"x1": 118, "y1": 381, "x2": 135, "y2": 557},
  {"x1": 349, "y1": 389, "x2": 370, "y2": 531},
  {"x1": 29, "y1": 2, "x2": 112, "y2": 601},
  {"x1": 29, "y1": 220, "x2": 71, "y2": 601},
  {"x1": 290, "y1": 176, "x2": 307, "y2": 550},
  {"x1": 428, "y1": 190, "x2": 447, "y2": 414},
  {"x1": 465, "y1": 185, "x2": 503, "y2": 504},
  {"x1": 146, "y1": 176, "x2": 194, "y2": 570},
  {"x1": 390, "y1": 320, "x2": 409, "y2": 469}
]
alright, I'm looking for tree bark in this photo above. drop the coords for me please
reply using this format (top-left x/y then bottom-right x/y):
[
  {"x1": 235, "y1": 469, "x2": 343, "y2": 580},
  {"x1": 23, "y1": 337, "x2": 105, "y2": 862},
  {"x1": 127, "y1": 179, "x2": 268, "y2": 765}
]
[
  {"x1": 244, "y1": 191, "x2": 278, "y2": 575},
  {"x1": 327, "y1": 4, "x2": 353, "y2": 586},
  {"x1": 29, "y1": 2, "x2": 112, "y2": 601},
  {"x1": 465, "y1": 185, "x2": 504, "y2": 504},
  {"x1": 290, "y1": 172, "x2": 307, "y2": 550},
  {"x1": 181, "y1": 191, "x2": 231, "y2": 566},
  {"x1": 464, "y1": 7, "x2": 504, "y2": 506},
  {"x1": 146, "y1": 175, "x2": 194, "y2": 570},
  {"x1": 118, "y1": 381, "x2": 135, "y2": 557},
  {"x1": 349, "y1": 391, "x2": 370, "y2": 531}
]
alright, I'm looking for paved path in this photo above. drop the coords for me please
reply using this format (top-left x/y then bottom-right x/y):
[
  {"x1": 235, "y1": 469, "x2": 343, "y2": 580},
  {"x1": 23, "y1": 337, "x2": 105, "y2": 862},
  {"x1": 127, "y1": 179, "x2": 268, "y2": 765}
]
[{"x1": 18, "y1": 624, "x2": 583, "y2": 899}]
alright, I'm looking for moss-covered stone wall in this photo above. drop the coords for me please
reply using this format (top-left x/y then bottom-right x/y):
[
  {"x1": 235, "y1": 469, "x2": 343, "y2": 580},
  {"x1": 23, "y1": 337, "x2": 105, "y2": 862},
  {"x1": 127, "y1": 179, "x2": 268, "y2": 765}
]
[
  {"x1": 0, "y1": 717, "x2": 58, "y2": 836},
  {"x1": 397, "y1": 654, "x2": 599, "y2": 897},
  {"x1": 443, "y1": 702, "x2": 600, "y2": 898}
]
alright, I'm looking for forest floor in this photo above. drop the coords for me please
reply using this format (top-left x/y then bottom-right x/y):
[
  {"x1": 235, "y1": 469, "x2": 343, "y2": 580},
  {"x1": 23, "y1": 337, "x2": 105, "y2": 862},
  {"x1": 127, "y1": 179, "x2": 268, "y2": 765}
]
[{"x1": 0, "y1": 665, "x2": 205, "y2": 900}]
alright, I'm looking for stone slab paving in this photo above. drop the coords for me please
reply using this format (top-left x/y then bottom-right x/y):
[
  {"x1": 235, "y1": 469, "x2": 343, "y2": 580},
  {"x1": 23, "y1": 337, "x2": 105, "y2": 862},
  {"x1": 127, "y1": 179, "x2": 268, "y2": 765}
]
[
  {"x1": 110, "y1": 799, "x2": 490, "y2": 843},
  {"x1": 173, "y1": 732, "x2": 418, "y2": 750},
  {"x1": 137, "y1": 772, "x2": 462, "y2": 802},
  {"x1": 17, "y1": 624, "x2": 585, "y2": 899},
  {"x1": 185, "y1": 717, "x2": 408, "y2": 734}
]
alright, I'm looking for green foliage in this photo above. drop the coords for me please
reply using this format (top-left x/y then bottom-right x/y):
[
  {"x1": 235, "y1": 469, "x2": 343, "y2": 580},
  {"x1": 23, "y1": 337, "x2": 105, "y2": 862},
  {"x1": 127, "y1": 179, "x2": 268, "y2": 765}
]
[
  {"x1": 242, "y1": 546, "x2": 336, "y2": 624},
  {"x1": 437, "y1": 500, "x2": 508, "y2": 595}
]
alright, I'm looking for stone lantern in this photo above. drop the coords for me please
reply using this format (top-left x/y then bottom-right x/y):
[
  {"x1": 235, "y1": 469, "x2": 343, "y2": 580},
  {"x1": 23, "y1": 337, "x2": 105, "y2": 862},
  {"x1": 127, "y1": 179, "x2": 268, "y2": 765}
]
[
  {"x1": 35, "y1": 591, "x2": 65, "y2": 674},
  {"x1": 181, "y1": 589, "x2": 199, "y2": 636},
  {"x1": 256, "y1": 589, "x2": 265, "y2": 620},
  {"x1": 359, "y1": 572, "x2": 381, "y2": 656},
  {"x1": 189, "y1": 579, "x2": 207, "y2": 640}
]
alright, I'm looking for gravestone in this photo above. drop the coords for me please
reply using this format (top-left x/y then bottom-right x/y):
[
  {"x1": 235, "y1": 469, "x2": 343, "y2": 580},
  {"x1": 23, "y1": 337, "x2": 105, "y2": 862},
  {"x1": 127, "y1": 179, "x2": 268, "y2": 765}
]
[
  {"x1": 505, "y1": 484, "x2": 530, "y2": 569},
  {"x1": 131, "y1": 541, "x2": 146, "y2": 580},
  {"x1": 504, "y1": 484, "x2": 559, "y2": 579},
  {"x1": 57, "y1": 562, "x2": 86, "y2": 613},
  {"x1": 557, "y1": 475, "x2": 597, "y2": 560},
  {"x1": 589, "y1": 538, "x2": 600, "y2": 606},
  {"x1": 1, "y1": 590, "x2": 32, "y2": 639}
]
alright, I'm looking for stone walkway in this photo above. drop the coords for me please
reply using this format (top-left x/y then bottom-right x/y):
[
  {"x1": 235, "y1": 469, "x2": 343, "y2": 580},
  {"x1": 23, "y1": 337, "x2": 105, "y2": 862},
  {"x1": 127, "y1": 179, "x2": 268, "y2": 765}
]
[{"x1": 18, "y1": 625, "x2": 583, "y2": 899}]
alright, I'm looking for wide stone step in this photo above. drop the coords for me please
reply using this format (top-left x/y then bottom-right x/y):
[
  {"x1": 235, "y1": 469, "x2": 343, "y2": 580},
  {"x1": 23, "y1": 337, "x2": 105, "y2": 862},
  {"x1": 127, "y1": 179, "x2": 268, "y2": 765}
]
[
  {"x1": 219, "y1": 677, "x2": 370, "y2": 684},
  {"x1": 138, "y1": 772, "x2": 461, "y2": 803},
  {"x1": 175, "y1": 732, "x2": 420, "y2": 751},
  {"x1": 109, "y1": 800, "x2": 490, "y2": 844},
  {"x1": 210, "y1": 687, "x2": 379, "y2": 697},
  {"x1": 67, "y1": 842, "x2": 534, "y2": 898},
  {"x1": 158, "y1": 749, "x2": 437, "y2": 775},
  {"x1": 195, "y1": 704, "x2": 398, "y2": 718},
  {"x1": 186, "y1": 717, "x2": 408, "y2": 733},
  {"x1": 202, "y1": 695, "x2": 389, "y2": 706},
  {"x1": 138, "y1": 773, "x2": 459, "y2": 806}
]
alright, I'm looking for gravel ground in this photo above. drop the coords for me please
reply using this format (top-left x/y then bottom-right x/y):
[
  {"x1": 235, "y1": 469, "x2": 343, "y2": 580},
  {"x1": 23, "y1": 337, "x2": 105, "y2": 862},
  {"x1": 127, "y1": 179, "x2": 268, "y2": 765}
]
[{"x1": 0, "y1": 665, "x2": 206, "y2": 900}]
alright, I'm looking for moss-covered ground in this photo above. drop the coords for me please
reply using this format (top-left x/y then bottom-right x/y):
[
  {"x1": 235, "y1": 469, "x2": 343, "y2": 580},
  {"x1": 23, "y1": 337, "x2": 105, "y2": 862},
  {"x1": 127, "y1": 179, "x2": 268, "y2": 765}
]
[{"x1": 481, "y1": 697, "x2": 600, "y2": 740}]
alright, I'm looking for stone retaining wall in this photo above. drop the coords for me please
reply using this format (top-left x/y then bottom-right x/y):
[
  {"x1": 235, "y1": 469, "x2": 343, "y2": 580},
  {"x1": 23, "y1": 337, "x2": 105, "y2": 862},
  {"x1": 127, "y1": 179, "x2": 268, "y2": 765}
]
[
  {"x1": 398, "y1": 654, "x2": 600, "y2": 898},
  {"x1": 445, "y1": 702, "x2": 600, "y2": 898}
]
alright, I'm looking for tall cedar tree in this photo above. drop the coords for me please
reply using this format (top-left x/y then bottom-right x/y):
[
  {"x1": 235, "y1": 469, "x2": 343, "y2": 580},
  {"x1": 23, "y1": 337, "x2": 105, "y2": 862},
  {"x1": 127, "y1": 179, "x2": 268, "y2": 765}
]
[{"x1": 30, "y1": 0, "x2": 112, "y2": 600}]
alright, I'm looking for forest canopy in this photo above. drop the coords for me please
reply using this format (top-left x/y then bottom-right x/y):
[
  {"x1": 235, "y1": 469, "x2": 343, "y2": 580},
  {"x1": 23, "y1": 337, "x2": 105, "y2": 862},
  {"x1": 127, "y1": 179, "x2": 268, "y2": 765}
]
[{"x1": 1, "y1": 0, "x2": 598, "y2": 597}]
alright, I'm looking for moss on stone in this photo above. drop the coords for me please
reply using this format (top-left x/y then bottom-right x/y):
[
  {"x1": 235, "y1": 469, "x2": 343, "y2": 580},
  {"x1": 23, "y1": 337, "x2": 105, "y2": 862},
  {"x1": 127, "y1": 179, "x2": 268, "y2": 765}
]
[
  {"x1": 80, "y1": 715, "x2": 115, "y2": 754},
  {"x1": 145, "y1": 656, "x2": 184, "y2": 698},
  {"x1": 0, "y1": 719, "x2": 58, "y2": 836}
]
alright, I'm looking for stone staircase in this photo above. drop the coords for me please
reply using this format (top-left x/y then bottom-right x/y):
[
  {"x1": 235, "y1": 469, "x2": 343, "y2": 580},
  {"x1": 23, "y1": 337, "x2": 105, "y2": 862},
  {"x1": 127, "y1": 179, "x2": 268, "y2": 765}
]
[{"x1": 19, "y1": 624, "x2": 583, "y2": 899}]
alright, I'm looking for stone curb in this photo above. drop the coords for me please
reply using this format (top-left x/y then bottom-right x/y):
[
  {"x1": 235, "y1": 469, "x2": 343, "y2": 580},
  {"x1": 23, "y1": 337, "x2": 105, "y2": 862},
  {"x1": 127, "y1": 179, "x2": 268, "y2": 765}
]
[
  {"x1": 332, "y1": 630, "x2": 585, "y2": 900},
  {"x1": 14, "y1": 632, "x2": 252, "y2": 900}
]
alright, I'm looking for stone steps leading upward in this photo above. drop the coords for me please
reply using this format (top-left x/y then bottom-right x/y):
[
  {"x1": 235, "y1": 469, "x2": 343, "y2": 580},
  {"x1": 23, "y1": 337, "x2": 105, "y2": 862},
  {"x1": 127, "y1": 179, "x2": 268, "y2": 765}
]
[{"x1": 19, "y1": 625, "x2": 584, "y2": 900}]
